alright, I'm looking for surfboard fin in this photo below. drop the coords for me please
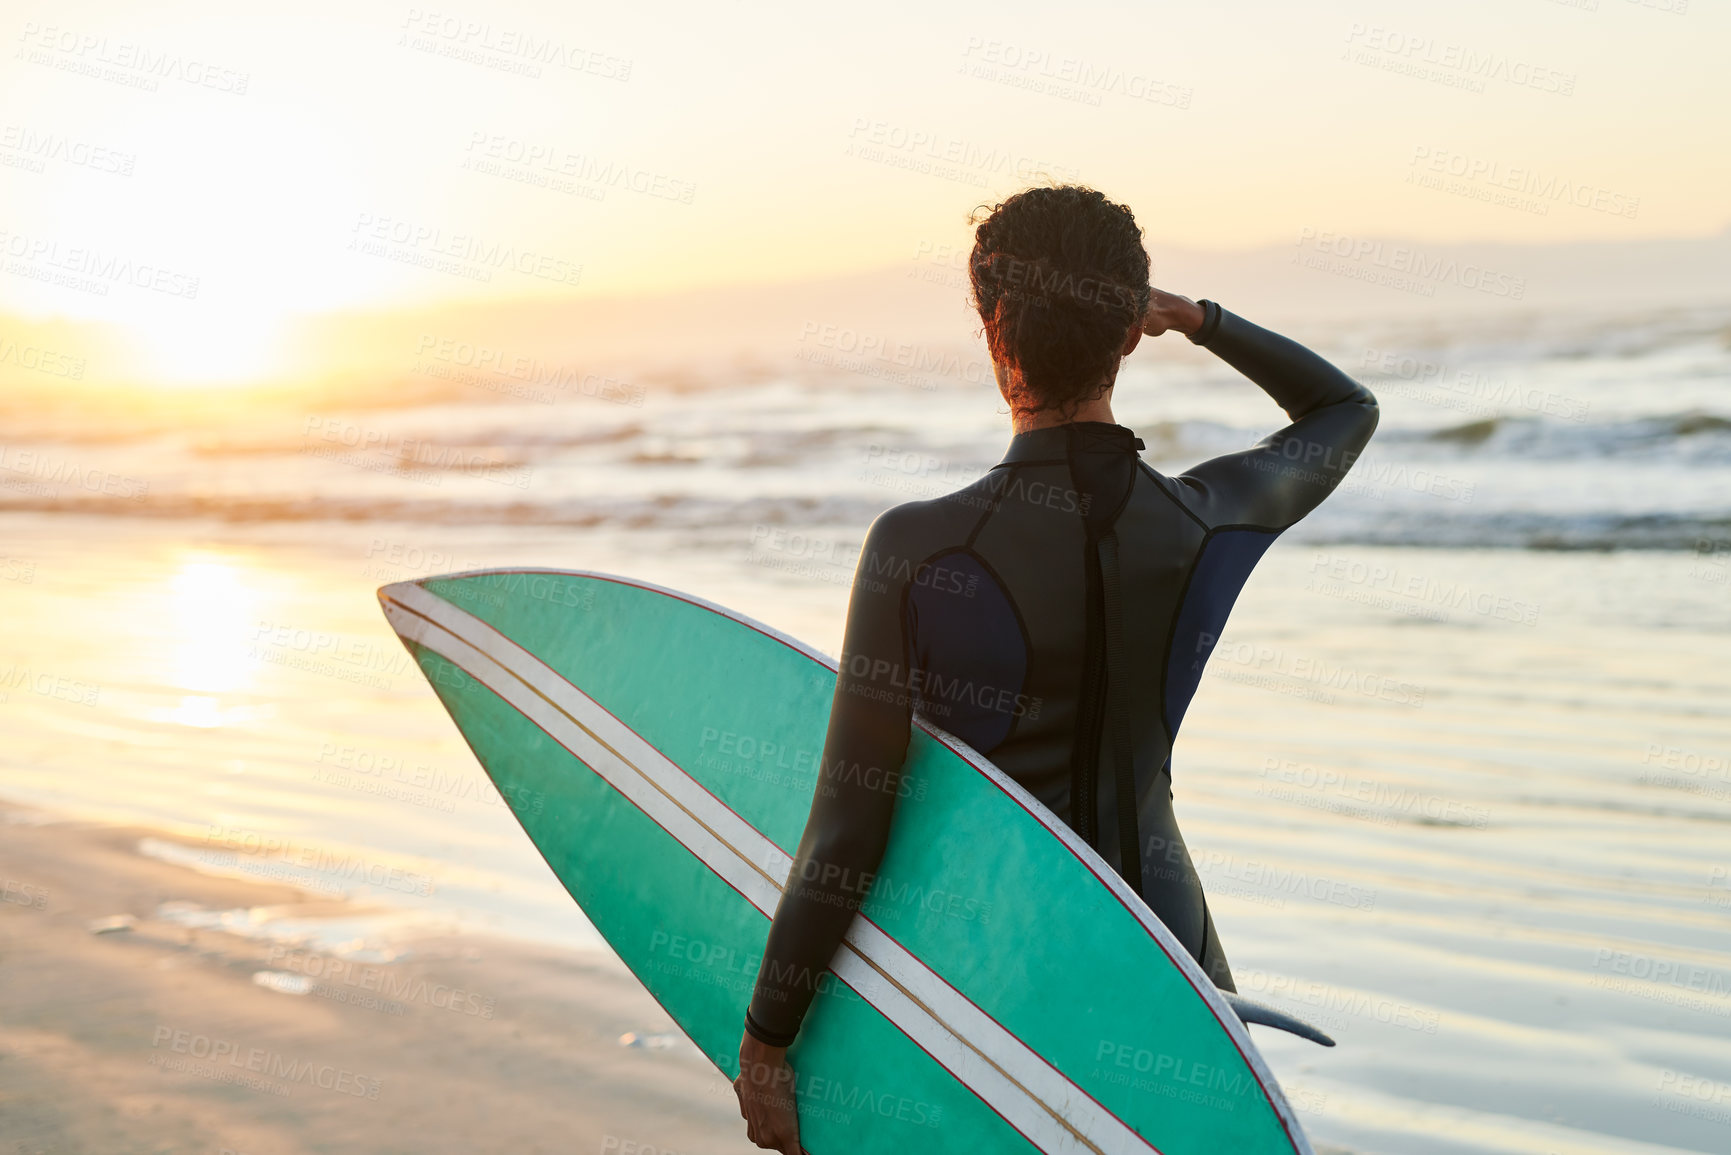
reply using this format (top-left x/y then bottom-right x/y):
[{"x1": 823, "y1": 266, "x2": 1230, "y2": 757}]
[{"x1": 1223, "y1": 992, "x2": 1336, "y2": 1047}]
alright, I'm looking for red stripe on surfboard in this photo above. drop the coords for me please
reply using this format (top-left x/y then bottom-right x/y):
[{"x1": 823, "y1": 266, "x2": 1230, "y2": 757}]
[{"x1": 402, "y1": 570, "x2": 1296, "y2": 1152}]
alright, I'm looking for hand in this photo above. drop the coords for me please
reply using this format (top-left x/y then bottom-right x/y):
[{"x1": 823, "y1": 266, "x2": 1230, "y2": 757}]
[
  {"x1": 734, "y1": 1033, "x2": 802, "y2": 1154},
  {"x1": 1141, "y1": 288, "x2": 1206, "y2": 339}
]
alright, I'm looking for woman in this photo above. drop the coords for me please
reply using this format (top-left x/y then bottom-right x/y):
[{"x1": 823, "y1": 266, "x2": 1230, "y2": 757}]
[{"x1": 733, "y1": 184, "x2": 1378, "y2": 1153}]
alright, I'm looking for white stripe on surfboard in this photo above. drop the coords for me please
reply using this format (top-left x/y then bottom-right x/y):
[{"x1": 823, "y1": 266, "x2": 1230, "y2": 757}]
[
  {"x1": 381, "y1": 581, "x2": 1161, "y2": 1155},
  {"x1": 396, "y1": 567, "x2": 1312, "y2": 1155}
]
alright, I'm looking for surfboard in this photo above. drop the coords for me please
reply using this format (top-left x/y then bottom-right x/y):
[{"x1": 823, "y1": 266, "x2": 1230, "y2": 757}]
[{"x1": 379, "y1": 568, "x2": 1316, "y2": 1155}]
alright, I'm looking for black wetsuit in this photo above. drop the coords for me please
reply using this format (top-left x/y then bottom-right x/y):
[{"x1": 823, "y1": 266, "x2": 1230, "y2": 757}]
[{"x1": 744, "y1": 300, "x2": 1380, "y2": 1047}]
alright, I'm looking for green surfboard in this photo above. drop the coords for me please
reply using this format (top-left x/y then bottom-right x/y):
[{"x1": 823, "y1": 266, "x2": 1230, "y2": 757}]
[{"x1": 379, "y1": 568, "x2": 1315, "y2": 1154}]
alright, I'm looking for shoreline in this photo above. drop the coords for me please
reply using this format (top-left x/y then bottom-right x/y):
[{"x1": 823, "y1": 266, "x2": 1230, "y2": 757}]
[{"x1": 0, "y1": 802, "x2": 749, "y2": 1155}]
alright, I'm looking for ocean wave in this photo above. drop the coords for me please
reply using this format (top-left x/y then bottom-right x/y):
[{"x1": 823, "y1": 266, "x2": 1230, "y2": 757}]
[
  {"x1": 0, "y1": 490, "x2": 889, "y2": 531},
  {"x1": 1388, "y1": 411, "x2": 1731, "y2": 462},
  {"x1": 1328, "y1": 302, "x2": 1731, "y2": 364},
  {"x1": 184, "y1": 421, "x2": 649, "y2": 459},
  {"x1": 1301, "y1": 508, "x2": 1731, "y2": 552},
  {"x1": 4, "y1": 487, "x2": 1727, "y2": 551}
]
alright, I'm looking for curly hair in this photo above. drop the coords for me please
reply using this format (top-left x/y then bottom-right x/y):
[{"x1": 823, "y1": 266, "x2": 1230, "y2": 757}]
[{"x1": 968, "y1": 185, "x2": 1152, "y2": 421}]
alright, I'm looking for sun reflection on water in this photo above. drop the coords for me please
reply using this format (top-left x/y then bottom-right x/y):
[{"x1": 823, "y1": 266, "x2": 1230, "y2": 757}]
[{"x1": 148, "y1": 554, "x2": 271, "y2": 728}]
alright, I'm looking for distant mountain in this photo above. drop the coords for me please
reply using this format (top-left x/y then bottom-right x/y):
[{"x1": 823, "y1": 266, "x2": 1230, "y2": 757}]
[{"x1": 5, "y1": 227, "x2": 1727, "y2": 390}]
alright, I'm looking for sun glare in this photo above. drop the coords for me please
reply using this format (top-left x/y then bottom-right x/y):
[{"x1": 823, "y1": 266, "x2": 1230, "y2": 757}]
[
  {"x1": 167, "y1": 557, "x2": 261, "y2": 697},
  {"x1": 138, "y1": 308, "x2": 289, "y2": 388}
]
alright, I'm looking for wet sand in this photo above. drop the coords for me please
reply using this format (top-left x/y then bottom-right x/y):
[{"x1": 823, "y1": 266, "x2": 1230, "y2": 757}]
[
  {"x1": 3, "y1": 513, "x2": 1730, "y2": 1154},
  {"x1": 0, "y1": 809, "x2": 752, "y2": 1155}
]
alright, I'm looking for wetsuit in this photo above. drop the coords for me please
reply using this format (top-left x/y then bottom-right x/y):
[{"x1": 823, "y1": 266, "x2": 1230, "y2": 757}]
[{"x1": 744, "y1": 300, "x2": 1380, "y2": 1047}]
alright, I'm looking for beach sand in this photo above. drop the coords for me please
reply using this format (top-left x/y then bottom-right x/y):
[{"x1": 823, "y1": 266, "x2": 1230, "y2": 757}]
[
  {"x1": 3, "y1": 495, "x2": 1730, "y2": 1154},
  {"x1": 0, "y1": 807, "x2": 752, "y2": 1155}
]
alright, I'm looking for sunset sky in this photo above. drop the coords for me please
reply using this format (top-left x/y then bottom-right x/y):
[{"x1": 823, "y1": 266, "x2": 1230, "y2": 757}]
[{"x1": 2, "y1": 0, "x2": 1725, "y2": 383}]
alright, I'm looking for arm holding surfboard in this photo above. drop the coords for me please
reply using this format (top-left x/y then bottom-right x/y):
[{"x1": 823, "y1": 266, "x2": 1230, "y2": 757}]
[{"x1": 736, "y1": 506, "x2": 921, "y2": 1153}]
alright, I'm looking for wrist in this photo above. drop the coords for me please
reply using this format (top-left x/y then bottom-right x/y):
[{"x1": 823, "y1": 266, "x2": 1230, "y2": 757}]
[
  {"x1": 742, "y1": 1006, "x2": 798, "y2": 1050},
  {"x1": 740, "y1": 1033, "x2": 788, "y2": 1062},
  {"x1": 1185, "y1": 299, "x2": 1223, "y2": 345}
]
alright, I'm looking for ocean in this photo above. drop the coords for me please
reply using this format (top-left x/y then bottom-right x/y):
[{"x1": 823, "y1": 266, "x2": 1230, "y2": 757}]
[{"x1": 2, "y1": 300, "x2": 1729, "y2": 1154}]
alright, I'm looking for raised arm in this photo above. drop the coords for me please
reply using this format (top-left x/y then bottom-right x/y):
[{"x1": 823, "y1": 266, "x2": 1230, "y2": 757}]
[
  {"x1": 1171, "y1": 298, "x2": 1379, "y2": 530},
  {"x1": 734, "y1": 507, "x2": 918, "y2": 1152}
]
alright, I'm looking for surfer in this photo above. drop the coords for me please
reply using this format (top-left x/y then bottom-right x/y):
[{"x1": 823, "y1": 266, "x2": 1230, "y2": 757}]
[{"x1": 734, "y1": 184, "x2": 1378, "y2": 1152}]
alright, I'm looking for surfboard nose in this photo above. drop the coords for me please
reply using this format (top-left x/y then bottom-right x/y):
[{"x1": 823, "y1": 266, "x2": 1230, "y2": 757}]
[
  {"x1": 377, "y1": 581, "x2": 431, "y2": 650},
  {"x1": 378, "y1": 580, "x2": 422, "y2": 607}
]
